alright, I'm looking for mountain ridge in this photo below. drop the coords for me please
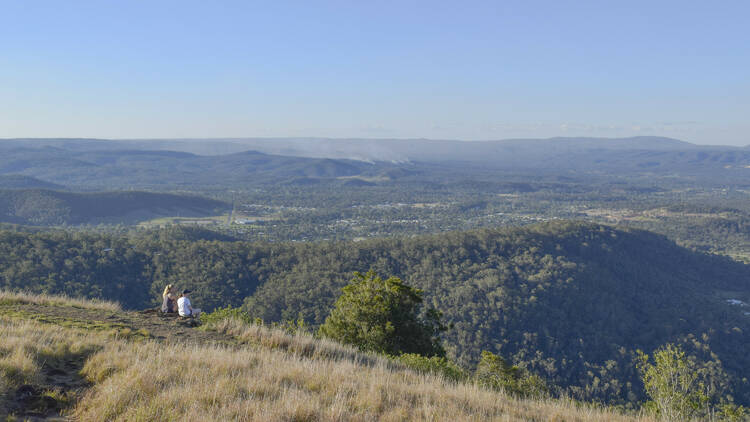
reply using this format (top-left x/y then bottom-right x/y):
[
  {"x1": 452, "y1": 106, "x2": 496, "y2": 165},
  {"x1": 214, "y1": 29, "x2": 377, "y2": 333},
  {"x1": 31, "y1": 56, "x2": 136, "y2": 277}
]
[{"x1": 2, "y1": 137, "x2": 749, "y2": 188}]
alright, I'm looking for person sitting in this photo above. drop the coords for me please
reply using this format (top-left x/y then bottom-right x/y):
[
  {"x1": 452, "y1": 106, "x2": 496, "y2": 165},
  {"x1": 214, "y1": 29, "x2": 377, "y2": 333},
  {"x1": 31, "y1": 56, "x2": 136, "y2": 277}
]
[
  {"x1": 161, "y1": 284, "x2": 177, "y2": 313},
  {"x1": 177, "y1": 289, "x2": 201, "y2": 318}
]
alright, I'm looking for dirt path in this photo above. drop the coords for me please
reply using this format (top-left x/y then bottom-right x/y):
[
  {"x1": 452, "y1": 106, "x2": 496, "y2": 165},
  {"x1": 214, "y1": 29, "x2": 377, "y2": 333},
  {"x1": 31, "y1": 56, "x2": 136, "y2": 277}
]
[
  {"x1": 10, "y1": 352, "x2": 90, "y2": 422},
  {"x1": 2, "y1": 302, "x2": 234, "y2": 346}
]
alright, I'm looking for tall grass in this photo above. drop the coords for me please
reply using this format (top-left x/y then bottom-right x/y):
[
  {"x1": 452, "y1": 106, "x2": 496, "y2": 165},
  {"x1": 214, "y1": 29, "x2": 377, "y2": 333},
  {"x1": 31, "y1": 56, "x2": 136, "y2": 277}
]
[
  {"x1": 74, "y1": 338, "x2": 659, "y2": 422},
  {"x1": 72, "y1": 316, "x2": 659, "y2": 422},
  {"x1": 0, "y1": 289, "x2": 122, "y2": 312},
  {"x1": 208, "y1": 317, "x2": 397, "y2": 369}
]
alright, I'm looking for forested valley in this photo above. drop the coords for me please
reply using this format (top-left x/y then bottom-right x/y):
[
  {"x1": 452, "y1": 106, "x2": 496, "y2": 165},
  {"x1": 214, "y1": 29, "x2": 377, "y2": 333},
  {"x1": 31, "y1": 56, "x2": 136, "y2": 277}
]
[{"x1": 1, "y1": 221, "x2": 748, "y2": 407}]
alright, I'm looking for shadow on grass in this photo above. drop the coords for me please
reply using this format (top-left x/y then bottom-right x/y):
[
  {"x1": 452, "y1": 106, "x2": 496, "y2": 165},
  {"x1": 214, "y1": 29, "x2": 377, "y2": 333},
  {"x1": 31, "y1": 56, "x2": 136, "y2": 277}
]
[{"x1": 9, "y1": 345, "x2": 102, "y2": 421}]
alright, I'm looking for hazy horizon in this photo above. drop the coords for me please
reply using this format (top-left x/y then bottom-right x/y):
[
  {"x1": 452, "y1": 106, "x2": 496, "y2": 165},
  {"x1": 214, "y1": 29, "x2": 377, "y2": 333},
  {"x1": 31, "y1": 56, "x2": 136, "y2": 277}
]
[{"x1": 0, "y1": 135, "x2": 743, "y2": 149}]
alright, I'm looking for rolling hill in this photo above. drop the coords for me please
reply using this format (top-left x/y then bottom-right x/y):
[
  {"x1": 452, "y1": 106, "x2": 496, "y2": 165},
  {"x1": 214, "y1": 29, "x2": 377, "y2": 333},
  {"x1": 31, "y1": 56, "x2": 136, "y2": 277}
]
[
  {"x1": 0, "y1": 144, "x2": 393, "y2": 189},
  {"x1": 244, "y1": 221, "x2": 750, "y2": 405}
]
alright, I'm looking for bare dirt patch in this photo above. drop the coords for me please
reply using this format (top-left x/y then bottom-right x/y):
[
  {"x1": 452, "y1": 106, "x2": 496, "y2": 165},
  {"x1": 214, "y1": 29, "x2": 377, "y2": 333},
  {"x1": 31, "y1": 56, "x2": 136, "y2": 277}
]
[{"x1": 1, "y1": 302, "x2": 233, "y2": 346}]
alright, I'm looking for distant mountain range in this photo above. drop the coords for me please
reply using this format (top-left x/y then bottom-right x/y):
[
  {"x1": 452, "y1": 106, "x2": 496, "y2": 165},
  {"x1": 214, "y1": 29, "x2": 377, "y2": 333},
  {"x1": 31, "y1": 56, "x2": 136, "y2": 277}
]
[
  {"x1": 195, "y1": 136, "x2": 706, "y2": 163},
  {"x1": 1, "y1": 137, "x2": 749, "y2": 189},
  {"x1": 0, "y1": 145, "x2": 391, "y2": 189}
]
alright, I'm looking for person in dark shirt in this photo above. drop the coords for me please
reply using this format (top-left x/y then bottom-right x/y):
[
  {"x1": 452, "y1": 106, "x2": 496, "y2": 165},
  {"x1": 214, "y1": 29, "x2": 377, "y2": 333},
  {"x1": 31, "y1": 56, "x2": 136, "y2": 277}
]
[{"x1": 161, "y1": 284, "x2": 177, "y2": 313}]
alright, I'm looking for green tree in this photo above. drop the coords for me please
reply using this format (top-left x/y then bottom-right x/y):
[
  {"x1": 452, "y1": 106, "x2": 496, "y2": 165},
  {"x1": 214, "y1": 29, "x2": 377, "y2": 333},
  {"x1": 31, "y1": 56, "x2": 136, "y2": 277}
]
[
  {"x1": 636, "y1": 344, "x2": 709, "y2": 421},
  {"x1": 319, "y1": 270, "x2": 446, "y2": 357},
  {"x1": 475, "y1": 350, "x2": 548, "y2": 398}
]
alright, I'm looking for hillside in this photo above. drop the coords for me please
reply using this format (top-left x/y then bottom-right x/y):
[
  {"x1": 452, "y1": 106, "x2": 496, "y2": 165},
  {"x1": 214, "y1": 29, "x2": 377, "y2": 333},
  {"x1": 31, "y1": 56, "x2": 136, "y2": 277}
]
[
  {"x1": 0, "y1": 175, "x2": 65, "y2": 190},
  {"x1": 0, "y1": 189, "x2": 228, "y2": 225},
  {"x1": 244, "y1": 222, "x2": 750, "y2": 405},
  {"x1": 1, "y1": 222, "x2": 748, "y2": 406},
  {"x1": 0, "y1": 291, "x2": 656, "y2": 421}
]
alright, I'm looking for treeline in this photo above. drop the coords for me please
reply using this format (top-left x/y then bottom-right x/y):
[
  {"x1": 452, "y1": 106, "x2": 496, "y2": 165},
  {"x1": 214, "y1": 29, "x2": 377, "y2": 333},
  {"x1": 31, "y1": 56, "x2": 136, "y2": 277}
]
[
  {"x1": 0, "y1": 189, "x2": 227, "y2": 225},
  {"x1": 1, "y1": 222, "x2": 748, "y2": 406}
]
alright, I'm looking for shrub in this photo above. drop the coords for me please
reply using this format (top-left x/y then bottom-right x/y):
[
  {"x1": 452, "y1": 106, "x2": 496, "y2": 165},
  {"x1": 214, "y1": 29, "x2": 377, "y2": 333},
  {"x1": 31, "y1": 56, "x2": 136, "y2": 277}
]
[
  {"x1": 397, "y1": 353, "x2": 466, "y2": 382},
  {"x1": 475, "y1": 351, "x2": 548, "y2": 398},
  {"x1": 200, "y1": 305, "x2": 254, "y2": 326}
]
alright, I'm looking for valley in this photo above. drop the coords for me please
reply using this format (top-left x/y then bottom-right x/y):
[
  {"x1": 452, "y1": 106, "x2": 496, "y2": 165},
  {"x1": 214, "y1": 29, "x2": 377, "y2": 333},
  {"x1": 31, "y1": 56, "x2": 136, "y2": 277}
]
[{"x1": 2, "y1": 137, "x2": 749, "y2": 420}]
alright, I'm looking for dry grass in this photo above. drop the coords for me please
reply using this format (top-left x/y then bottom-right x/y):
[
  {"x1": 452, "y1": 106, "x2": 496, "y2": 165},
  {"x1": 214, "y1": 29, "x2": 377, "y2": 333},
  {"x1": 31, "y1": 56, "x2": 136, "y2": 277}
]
[
  {"x1": 208, "y1": 318, "x2": 397, "y2": 369},
  {"x1": 0, "y1": 289, "x2": 122, "y2": 312},
  {"x1": 74, "y1": 319, "x2": 658, "y2": 422},
  {"x1": 0, "y1": 318, "x2": 110, "y2": 417},
  {"x1": 74, "y1": 339, "x2": 659, "y2": 422},
  {"x1": 1, "y1": 296, "x2": 660, "y2": 422}
]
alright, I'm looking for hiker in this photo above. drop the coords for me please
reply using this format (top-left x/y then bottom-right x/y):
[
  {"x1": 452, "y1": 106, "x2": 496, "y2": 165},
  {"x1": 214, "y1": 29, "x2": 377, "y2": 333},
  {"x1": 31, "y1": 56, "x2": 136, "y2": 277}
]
[
  {"x1": 177, "y1": 289, "x2": 201, "y2": 318},
  {"x1": 161, "y1": 284, "x2": 177, "y2": 313}
]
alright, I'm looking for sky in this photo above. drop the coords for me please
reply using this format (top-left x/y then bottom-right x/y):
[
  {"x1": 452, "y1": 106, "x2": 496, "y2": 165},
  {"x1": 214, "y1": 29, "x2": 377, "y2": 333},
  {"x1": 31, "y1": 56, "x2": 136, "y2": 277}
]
[{"x1": 1, "y1": 1, "x2": 748, "y2": 145}]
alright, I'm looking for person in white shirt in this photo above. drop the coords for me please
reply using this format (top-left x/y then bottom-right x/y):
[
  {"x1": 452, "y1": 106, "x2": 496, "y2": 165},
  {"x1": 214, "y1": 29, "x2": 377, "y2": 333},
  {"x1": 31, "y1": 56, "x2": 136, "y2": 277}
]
[{"x1": 177, "y1": 289, "x2": 201, "y2": 318}]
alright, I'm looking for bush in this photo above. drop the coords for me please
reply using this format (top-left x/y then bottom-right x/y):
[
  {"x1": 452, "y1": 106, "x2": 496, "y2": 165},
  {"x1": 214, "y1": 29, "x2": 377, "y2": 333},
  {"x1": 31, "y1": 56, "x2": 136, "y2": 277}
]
[
  {"x1": 397, "y1": 353, "x2": 466, "y2": 382},
  {"x1": 475, "y1": 351, "x2": 548, "y2": 398},
  {"x1": 200, "y1": 305, "x2": 254, "y2": 326},
  {"x1": 276, "y1": 315, "x2": 310, "y2": 335}
]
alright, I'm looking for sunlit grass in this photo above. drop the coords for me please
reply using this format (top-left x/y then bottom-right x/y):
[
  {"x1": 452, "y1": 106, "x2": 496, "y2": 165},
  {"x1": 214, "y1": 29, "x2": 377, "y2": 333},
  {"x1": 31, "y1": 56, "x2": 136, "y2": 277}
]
[
  {"x1": 2, "y1": 294, "x2": 661, "y2": 422},
  {"x1": 75, "y1": 337, "x2": 658, "y2": 422},
  {"x1": 0, "y1": 289, "x2": 121, "y2": 312}
]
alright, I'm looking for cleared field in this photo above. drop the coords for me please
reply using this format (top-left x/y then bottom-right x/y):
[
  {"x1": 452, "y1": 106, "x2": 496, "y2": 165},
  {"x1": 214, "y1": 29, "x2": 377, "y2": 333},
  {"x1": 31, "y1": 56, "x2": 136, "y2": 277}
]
[{"x1": 137, "y1": 214, "x2": 230, "y2": 227}]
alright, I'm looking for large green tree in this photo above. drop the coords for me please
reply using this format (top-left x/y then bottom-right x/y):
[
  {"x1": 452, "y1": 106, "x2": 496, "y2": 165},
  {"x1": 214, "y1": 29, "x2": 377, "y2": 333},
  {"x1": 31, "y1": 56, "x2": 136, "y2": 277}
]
[{"x1": 319, "y1": 270, "x2": 446, "y2": 357}]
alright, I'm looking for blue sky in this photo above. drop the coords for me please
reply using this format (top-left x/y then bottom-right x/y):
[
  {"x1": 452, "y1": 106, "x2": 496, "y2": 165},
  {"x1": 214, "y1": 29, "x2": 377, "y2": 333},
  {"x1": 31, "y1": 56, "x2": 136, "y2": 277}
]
[{"x1": 1, "y1": 1, "x2": 748, "y2": 144}]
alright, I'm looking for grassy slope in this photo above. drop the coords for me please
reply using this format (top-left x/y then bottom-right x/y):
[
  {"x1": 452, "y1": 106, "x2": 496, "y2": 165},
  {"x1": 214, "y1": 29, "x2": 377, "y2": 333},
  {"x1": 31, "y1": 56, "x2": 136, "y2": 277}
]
[{"x1": 0, "y1": 292, "x2": 657, "y2": 422}]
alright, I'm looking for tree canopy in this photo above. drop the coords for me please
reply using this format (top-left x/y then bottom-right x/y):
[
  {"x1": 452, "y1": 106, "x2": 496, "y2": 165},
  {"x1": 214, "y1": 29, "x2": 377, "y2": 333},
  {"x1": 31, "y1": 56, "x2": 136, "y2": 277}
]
[{"x1": 319, "y1": 270, "x2": 446, "y2": 357}]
